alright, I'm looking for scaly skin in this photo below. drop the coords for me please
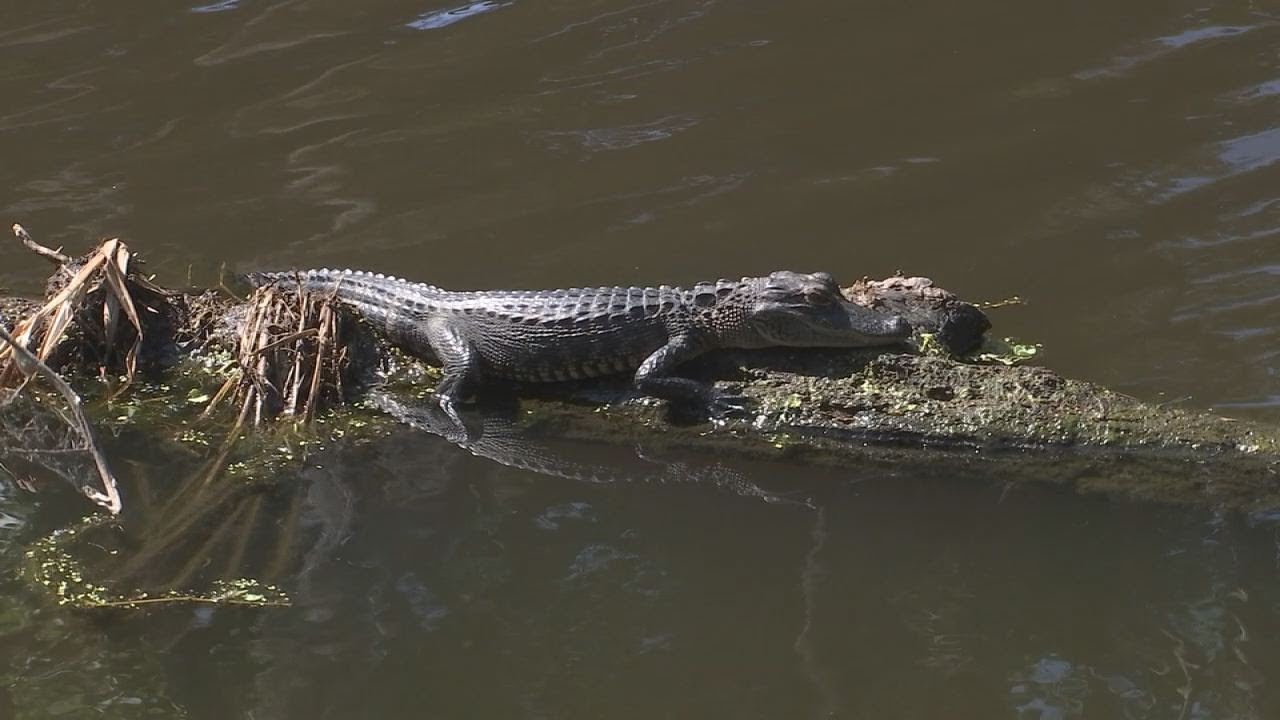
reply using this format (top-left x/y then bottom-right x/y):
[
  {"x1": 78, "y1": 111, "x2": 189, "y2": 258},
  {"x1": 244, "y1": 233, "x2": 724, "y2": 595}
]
[{"x1": 247, "y1": 269, "x2": 912, "y2": 418}]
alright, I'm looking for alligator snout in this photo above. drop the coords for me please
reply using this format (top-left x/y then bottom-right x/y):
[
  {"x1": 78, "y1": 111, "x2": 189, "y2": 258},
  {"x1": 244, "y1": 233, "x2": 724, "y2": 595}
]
[{"x1": 843, "y1": 303, "x2": 913, "y2": 342}]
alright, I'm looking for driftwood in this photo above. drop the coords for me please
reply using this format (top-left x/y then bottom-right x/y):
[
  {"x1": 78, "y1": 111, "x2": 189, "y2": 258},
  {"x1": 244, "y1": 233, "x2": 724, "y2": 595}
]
[{"x1": 2, "y1": 228, "x2": 1279, "y2": 516}]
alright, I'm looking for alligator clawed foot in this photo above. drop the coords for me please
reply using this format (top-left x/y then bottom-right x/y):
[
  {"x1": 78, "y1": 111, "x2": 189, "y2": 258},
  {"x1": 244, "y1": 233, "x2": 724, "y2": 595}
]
[{"x1": 707, "y1": 390, "x2": 751, "y2": 420}]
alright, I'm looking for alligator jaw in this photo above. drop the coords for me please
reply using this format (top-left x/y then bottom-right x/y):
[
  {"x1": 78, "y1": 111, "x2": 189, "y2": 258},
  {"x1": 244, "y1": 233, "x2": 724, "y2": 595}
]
[{"x1": 835, "y1": 300, "x2": 914, "y2": 345}]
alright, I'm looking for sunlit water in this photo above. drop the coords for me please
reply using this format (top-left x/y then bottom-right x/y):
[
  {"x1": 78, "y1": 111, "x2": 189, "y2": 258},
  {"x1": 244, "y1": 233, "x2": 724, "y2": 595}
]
[{"x1": 1, "y1": 0, "x2": 1278, "y2": 717}]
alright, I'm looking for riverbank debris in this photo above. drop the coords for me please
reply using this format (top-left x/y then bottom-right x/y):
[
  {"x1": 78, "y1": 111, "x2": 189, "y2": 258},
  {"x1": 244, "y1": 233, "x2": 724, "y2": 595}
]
[
  {"x1": 0, "y1": 227, "x2": 360, "y2": 515},
  {"x1": 0, "y1": 226, "x2": 131, "y2": 514}
]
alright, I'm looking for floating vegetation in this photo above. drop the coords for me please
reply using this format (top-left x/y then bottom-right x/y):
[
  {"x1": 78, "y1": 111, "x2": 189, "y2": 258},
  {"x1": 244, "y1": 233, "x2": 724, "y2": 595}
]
[
  {"x1": 977, "y1": 295, "x2": 1025, "y2": 310},
  {"x1": 24, "y1": 515, "x2": 289, "y2": 609},
  {"x1": 916, "y1": 328, "x2": 1040, "y2": 366},
  {"x1": 971, "y1": 336, "x2": 1041, "y2": 366}
]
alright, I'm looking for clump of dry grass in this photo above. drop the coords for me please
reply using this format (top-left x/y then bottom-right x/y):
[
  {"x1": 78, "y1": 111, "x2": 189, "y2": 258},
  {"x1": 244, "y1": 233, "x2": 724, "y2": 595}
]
[
  {"x1": 0, "y1": 225, "x2": 139, "y2": 514},
  {"x1": 201, "y1": 280, "x2": 349, "y2": 429},
  {"x1": 0, "y1": 225, "x2": 145, "y2": 391},
  {"x1": 0, "y1": 226, "x2": 364, "y2": 609},
  {"x1": 0, "y1": 225, "x2": 355, "y2": 516}
]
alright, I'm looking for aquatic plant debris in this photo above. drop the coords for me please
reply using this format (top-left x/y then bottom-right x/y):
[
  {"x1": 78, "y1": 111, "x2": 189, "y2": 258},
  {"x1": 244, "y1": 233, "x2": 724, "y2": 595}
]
[
  {"x1": 0, "y1": 226, "x2": 145, "y2": 392},
  {"x1": 1, "y1": 223, "x2": 361, "y2": 518},
  {"x1": 972, "y1": 337, "x2": 1040, "y2": 366},
  {"x1": 24, "y1": 516, "x2": 290, "y2": 608},
  {"x1": 0, "y1": 226, "x2": 128, "y2": 514}
]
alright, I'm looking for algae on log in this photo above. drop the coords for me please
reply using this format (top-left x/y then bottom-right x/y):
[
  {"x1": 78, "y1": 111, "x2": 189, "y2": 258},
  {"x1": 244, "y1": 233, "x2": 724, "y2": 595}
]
[
  {"x1": 501, "y1": 348, "x2": 1280, "y2": 510},
  {"x1": 733, "y1": 352, "x2": 1278, "y2": 454}
]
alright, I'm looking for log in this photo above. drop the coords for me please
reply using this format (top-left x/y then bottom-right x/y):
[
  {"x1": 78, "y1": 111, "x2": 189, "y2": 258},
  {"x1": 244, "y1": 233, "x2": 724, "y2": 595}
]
[{"x1": 2, "y1": 233, "x2": 1278, "y2": 512}]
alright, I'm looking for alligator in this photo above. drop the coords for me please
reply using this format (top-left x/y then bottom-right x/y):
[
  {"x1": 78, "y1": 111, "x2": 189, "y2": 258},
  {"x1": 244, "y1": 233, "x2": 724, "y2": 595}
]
[{"x1": 246, "y1": 269, "x2": 913, "y2": 420}]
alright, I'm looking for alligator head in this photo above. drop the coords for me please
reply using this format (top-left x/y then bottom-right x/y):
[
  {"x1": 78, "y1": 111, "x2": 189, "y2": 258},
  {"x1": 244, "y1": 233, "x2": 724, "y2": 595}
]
[{"x1": 745, "y1": 271, "x2": 912, "y2": 347}]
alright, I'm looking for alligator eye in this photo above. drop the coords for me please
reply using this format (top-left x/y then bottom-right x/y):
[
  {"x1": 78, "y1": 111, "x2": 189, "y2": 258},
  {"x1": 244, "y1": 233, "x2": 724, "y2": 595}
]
[{"x1": 804, "y1": 290, "x2": 833, "y2": 305}]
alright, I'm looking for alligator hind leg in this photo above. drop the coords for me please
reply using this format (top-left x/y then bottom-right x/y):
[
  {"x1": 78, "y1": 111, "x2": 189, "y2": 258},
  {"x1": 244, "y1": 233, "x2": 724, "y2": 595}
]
[{"x1": 426, "y1": 318, "x2": 479, "y2": 428}]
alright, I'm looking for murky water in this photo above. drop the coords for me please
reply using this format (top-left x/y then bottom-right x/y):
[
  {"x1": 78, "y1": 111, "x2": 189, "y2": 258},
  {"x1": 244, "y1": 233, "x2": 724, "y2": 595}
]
[{"x1": 1, "y1": 0, "x2": 1278, "y2": 717}]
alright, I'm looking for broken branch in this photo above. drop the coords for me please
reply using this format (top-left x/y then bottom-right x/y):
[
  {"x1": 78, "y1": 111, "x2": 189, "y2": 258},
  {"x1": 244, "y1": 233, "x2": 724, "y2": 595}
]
[{"x1": 11, "y1": 224, "x2": 71, "y2": 265}]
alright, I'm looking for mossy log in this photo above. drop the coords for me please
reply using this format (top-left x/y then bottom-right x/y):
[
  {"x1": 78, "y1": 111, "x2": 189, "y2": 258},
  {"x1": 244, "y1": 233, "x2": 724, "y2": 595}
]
[
  {"x1": 509, "y1": 349, "x2": 1280, "y2": 510},
  {"x1": 3, "y1": 235, "x2": 1279, "y2": 510}
]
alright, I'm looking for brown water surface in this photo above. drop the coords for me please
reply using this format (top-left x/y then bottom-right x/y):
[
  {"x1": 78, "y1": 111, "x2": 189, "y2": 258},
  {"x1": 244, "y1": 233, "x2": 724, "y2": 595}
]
[{"x1": 1, "y1": 0, "x2": 1279, "y2": 718}]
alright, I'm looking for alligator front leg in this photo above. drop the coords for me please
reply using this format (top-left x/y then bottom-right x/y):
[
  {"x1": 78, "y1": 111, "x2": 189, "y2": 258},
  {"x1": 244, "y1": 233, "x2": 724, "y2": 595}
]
[{"x1": 634, "y1": 334, "x2": 747, "y2": 418}]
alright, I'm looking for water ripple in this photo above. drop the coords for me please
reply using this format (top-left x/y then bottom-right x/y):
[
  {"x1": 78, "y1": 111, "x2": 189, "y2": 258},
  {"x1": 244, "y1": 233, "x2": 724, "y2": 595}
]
[
  {"x1": 1233, "y1": 77, "x2": 1280, "y2": 101},
  {"x1": 538, "y1": 114, "x2": 699, "y2": 152},
  {"x1": 1157, "y1": 23, "x2": 1252, "y2": 48},
  {"x1": 195, "y1": 1, "x2": 353, "y2": 66},
  {"x1": 1073, "y1": 21, "x2": 1264, "y2": 80},
  {"x1": 1217, "y1": 126, "x2": 1280, "y2": 174},
  {"x1": 1142, "y1": 127, "x2": 1280, "y2": 204},
  {"x1": 406, "y1": 1, "x2": 514, "y2": 31},
  {"x1": 534, "y1": 502, "x2": 597, "y2": 531},
  {"x1": 191, "y1": 0, "x2": 241, "y2": 13},
  {"x1": 0, "y1": 18, "x2": 95, "y2": 48},
  {"x1": 533, "y1": 0, "x2": 681, "y2": 43}
]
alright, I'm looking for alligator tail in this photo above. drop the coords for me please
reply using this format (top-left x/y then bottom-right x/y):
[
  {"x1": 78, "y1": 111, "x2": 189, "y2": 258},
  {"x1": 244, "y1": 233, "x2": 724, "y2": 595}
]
[{"x1": 246, "y1": 268, "x2": 442, "y2": 327}]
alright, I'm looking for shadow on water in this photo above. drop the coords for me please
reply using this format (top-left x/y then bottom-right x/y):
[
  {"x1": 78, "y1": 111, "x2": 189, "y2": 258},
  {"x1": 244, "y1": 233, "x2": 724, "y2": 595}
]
[{"x1": 1, "y1": 393, "x2": 1278, "y2": 718}]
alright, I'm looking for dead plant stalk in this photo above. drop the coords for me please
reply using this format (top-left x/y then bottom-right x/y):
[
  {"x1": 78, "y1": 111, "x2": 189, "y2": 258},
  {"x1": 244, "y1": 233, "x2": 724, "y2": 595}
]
[{"x1": 0, "y1": 325, "x2": 123, "y2": 515}]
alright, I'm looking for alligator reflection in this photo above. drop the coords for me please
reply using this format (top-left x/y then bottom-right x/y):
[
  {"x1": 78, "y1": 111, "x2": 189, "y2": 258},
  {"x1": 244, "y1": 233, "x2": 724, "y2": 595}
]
[
  {"x1": 367, "y1": 390, "x2": 812, "y2": 509},
  {"x1": 366, "y1": 391, "x2": 848, "y2": 713}
]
